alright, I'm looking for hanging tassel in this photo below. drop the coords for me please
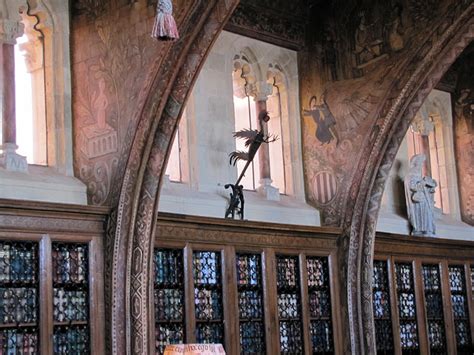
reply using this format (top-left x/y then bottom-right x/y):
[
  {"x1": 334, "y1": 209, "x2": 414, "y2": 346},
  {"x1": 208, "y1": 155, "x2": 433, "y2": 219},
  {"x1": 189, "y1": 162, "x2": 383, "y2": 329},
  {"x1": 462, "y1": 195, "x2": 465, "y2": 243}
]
[{"x1": 151, "y1": 0, "x2": 179, "y2": 41}]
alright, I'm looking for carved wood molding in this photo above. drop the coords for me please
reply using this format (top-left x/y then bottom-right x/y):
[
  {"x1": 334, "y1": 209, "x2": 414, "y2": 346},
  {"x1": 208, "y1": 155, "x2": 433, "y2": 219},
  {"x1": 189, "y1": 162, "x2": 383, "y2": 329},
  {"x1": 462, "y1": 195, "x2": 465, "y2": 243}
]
[
  {"x1": 0, "y1": 199, "x2": 108, "y2": 235},
  {"x1": 157, "y1": 213, "x2": 340, "y2": 250},
  {"x1": 342, "y1": 3, "x2": 474, "y2": 354}
]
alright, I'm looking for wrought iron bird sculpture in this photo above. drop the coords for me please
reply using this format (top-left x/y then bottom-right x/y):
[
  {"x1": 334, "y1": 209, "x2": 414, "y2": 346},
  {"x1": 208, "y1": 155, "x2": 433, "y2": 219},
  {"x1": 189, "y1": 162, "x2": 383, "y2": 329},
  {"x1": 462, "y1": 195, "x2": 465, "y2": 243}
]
[{"x1": 225, "y1": 110, "x2": 278, "y2": 219}]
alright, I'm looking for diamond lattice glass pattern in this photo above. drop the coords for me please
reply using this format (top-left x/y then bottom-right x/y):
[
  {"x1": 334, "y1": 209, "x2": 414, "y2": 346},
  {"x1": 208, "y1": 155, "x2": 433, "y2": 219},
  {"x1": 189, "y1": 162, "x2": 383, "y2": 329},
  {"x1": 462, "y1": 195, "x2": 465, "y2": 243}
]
[
  {"x1": 372, "y1": 260, "x2": 393, "y2": 352},
  {"x1": 449, "y1": 265, "x2": 472, "y2": 352},
  {"x1": 276, "y1": 255, "x2": 303, "y2": 354},
  {"x1": 193, "y1": 251, "x2": 224, "y2": 345},
  {"x1": 154, "y1": 249, "x2": 185, "y2": 354}
]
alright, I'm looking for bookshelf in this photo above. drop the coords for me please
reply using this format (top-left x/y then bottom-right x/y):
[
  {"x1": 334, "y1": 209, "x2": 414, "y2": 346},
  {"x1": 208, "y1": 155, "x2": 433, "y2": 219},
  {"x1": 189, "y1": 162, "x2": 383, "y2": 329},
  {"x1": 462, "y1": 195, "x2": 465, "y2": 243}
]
[
  {"x1": 306, "y1": 256, "x2": 333, "y2": 354},
  {"x1": 52, "y1": 242, "x2": 90, "y2": 354},
  {"x1": 0, "y1": 241, "x2": 39, "y2": 353},
  {"x1": 276, "y1": 255, "x2": 304, "y2": 354},
  {"x1": 0, "y1": 200, "x2": 107, "y2": 355},
  {"x1": 192, "y1": 251, "x2": 224, "y2": 345},
  {"x1": 421, "y1": 264, "x2": 446, "y2": 353},
  {"x1": 372, "y1": 259, "x2": 394, "y2": 354},
  {"x1": 236, "y1": 253, "x2": 265, "y2": 354},
  {"x1": 448, "y1": 265, "x2": 472, "y2": 353},
  {"x1": 153, "y1": 248, "x2": 185, "y2": 354},
  {"x1": 394, "y1": 262, "x2": 420, "y2": 353}
]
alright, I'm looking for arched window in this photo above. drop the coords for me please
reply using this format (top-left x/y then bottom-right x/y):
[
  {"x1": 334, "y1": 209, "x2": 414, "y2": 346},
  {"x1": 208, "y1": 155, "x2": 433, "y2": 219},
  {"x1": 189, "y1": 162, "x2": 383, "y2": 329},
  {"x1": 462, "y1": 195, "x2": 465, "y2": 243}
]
[
  {"x1": 14, "y1": 10, "x2": 47, "y2": 165},
  {"x1": 232, "y1": 55, "x2": 259, "y2": 191},
  {"x1": 165, "y1": 108, "x2": 188, "y2": 183},
  {"x1": 266, "y1": 64, "x2": 286, "y2": 194},
  {"x1": 407, "y1": 90, "x2": 461, "y2": 217}
]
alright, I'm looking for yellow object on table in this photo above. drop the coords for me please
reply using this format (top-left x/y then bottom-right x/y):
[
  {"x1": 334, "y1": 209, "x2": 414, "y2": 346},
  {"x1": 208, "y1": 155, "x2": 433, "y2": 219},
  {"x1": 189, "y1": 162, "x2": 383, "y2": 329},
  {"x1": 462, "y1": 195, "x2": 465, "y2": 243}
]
[{"x1": 164, "y1": 344, "x2": 225, "y2": 355}]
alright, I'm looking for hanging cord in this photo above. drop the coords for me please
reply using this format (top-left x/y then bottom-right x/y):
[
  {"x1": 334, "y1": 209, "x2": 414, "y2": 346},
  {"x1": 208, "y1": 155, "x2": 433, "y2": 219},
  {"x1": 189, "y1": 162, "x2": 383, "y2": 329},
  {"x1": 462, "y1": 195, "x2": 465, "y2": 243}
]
[{"x1": 151, "y1": 0, "x2": 179, "y2": 41}]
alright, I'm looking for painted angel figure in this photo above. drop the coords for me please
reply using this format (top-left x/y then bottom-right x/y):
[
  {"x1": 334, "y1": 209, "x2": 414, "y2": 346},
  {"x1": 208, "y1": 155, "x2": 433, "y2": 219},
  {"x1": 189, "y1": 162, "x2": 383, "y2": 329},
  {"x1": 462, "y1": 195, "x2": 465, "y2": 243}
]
[
  {"x1": 302, "y1": 95, "x2": 340, "y2": 145},
  {"x1": 404, "y1": 154, "x2": 437, "y2": 237}
]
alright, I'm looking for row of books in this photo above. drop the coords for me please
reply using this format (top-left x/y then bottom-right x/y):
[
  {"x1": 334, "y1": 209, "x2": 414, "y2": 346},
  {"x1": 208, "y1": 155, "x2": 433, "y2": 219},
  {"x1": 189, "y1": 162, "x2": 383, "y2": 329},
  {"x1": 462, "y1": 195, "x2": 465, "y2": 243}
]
[
  {"x1": 53, "y1": 288, "x2": 88, "y2": 322},
  {"x1": 154, "y1": 289, "x2": 183, "y2": 321},
  {"x1": 52, "y1": 246, "x2": 87, "y2": 285},
  {"x1": 277, "y1": 293, "x2": 299, "y2": 319},
  {"x1": 0, "y1": 330, "x2": 38, "y2": 354},
  {"x1": 239, "y1": 321, "x2": 265, "y2": 353},
  {"x1": 238, "y1": 290, "x2": 263, "y2": 319},
  {"x1": 310, "y1": 320, "x2": 333, "y2": 352},
  {"x1": 0, "y1": 245, "x2": 37, "y2": 283},
  {"x1": 236, "y1": 255, "x2": 261, "y2": 286},
  {"x1": 279, "y1": 320, "x2": 303, "y2": 353},
  {"x1": 154, "y1": 251, "x2": 182, "y2": 286},
  {"x1": 276, "y1": 257, "x2": 298, "y2": 289},
  {"x1": 53, "y1": 326, "x2": 89, "y2": 354},
  {"x1": 307, "y1": 258, "x2": 327, "y2": 288},
  {"x1": 196, "y1": 323, "x2": 223, "y2": 344},
  {"x1": 194, "y1": 289, "x2": 222, "y2": 320},
  {"x1": 309, "y1": 290, "x2": 331, "y2": 318},
  {"x1": 193, "y1": 252, "x2": 220, "y2": 285},
  {"x1": 0, "y1": 288, "x2": 37, "y2": 324},
  {"x1": 155, "y1": 324, "x2": 184, "y2": 354}
]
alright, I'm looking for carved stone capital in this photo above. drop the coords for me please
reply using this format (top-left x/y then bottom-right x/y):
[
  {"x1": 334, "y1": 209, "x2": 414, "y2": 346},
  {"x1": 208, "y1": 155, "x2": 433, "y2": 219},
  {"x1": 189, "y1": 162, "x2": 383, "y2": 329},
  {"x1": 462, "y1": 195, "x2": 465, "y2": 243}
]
[
  {"x1": 0, "y1": 143, "x2": 28, "y2": 172},
  {"x1": 250, "y1": 81, "x2": 273, "y2": 102},
  {"x1": 0, "y1": 19, "x2": 23, "y2": 44},
  {"x1": 0, "y1": 0, "x2": 27, "y2": 44}
]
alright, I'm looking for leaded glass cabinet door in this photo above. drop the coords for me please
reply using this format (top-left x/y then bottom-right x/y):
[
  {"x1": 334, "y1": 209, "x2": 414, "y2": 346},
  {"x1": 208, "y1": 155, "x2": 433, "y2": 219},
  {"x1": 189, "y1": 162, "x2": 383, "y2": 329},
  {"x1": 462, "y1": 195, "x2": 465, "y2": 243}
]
[
  {"x1": 372, "y1": 260, "x2": 394, "y2": 354},
  {"x1": 421, "y1": 264, "x2": 446, "y2": 354},
  {"x1": 236, "y1": 253, "x2": 265, "y2": 354},
  {"x1": 306, "y1": 256, "x2": 333, "y2": 354},
  {"x1": 154, "y1": 248, "x2": 185, "y2": 354},
  {"x1": 193, "y1": 251, "x2": 225, "y2": 345},
  {"x1": 276, "y1": 255, "x2": 304, "y2": 354},
  {"x1": 394, "y1": 262, "x2": 419, "y2": 354},
  {"x1": 0, "y1": 241, "x2": 39, "y2": 353},
  {"x1": 448, "y1": 265, "x2": 472, "y2": 354},
  {"x1": 52, "y1": 242, "x2": 90, "y2": 354}
]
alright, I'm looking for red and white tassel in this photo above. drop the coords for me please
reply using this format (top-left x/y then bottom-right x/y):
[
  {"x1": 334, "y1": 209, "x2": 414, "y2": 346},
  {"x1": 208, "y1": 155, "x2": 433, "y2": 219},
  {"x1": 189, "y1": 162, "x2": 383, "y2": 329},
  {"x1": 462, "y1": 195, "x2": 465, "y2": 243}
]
[{"x1": 151, "y1": 0, "x2": 179, "y2": 41}]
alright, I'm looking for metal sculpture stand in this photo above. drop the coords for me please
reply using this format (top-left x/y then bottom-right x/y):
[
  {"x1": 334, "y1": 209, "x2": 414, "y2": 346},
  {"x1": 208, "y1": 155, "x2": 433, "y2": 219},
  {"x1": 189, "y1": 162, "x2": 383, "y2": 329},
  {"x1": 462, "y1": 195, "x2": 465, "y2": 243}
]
[{"x1": 224, "y1": 110, "x2": 277, "y2": 220}]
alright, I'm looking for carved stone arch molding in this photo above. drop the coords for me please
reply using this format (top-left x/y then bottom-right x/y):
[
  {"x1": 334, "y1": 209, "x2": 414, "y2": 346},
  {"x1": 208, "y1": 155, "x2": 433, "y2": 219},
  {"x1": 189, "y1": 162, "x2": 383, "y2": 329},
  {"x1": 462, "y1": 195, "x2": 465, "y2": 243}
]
[
  {"x1": 344, "y1": 3, "x2": 474, "y2": 354},
  {"x1": 106, "y1": 1, "x2": 239, "y2": 354}
]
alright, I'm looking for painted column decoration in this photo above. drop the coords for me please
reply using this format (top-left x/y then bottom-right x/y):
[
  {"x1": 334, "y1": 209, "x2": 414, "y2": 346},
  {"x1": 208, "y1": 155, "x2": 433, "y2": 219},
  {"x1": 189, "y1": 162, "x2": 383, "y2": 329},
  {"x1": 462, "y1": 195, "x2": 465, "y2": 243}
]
[
  {"x1": 0, "y1": 1, "x2": 27, "y2": 172},
  {"x1": 251, "y1": 81, "x2": 280, "y2": 201}
]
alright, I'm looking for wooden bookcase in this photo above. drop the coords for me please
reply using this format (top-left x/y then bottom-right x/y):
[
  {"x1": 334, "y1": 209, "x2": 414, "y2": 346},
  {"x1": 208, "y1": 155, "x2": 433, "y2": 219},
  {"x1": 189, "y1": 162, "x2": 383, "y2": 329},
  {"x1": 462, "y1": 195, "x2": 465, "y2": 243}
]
[
  {"x1": 0, "y1": 199, "x2": 107, "y2": 354},
  {"x1": 375, "y1": 233, "x2": 474, "y2": 355},
  {"x1": 154, "y1": 214, "x2": 474, "y2": 355},
  {"x1": 154, "y1": 213, "x2": 343, "y2": 355}
]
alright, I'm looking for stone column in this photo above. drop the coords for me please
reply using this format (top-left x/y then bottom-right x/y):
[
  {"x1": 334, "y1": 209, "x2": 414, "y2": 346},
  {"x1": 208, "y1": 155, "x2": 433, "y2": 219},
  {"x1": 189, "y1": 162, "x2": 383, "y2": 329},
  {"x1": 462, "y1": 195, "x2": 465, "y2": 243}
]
[
  {"x1": 252, "y1": 81, "x2": 280, "y2": 201},
  {"x1": 0, "y1": 7, "x2": 28, "y2": 172}
]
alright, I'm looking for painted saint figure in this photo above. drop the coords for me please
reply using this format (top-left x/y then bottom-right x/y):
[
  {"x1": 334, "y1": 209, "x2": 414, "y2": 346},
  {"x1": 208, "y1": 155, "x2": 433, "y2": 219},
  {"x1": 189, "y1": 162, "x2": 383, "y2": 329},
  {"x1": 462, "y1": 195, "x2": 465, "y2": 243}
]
[
  {"x1": 302, "y1": 95, "x2": 339, "y2": 145},
  {"x1": 404, "y1": 154, "x2": 437, "y2": 237}
]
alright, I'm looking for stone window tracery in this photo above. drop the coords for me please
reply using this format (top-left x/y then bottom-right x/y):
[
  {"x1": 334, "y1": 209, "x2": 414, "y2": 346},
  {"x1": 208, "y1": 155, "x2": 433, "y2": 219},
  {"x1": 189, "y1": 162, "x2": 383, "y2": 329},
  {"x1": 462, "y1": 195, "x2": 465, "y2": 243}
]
[{"x1": 407, "y1": 90, "x2": 461, "y2": 218}]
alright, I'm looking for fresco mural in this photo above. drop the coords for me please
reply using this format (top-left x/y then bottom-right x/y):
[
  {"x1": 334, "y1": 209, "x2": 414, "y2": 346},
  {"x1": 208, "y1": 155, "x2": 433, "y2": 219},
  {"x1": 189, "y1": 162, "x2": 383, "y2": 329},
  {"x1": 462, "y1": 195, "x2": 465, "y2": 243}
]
[
  {"x1": 298, "y1": 0, "x2": 472, "y2": 226},
  {"x1": 453, "y1": 44, "x2": 474, "y2": 225}
]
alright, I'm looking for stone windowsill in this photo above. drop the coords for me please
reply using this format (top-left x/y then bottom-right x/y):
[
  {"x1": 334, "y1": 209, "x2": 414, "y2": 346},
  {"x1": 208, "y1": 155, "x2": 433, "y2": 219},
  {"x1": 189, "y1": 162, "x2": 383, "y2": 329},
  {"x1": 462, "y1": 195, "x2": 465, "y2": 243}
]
[
  {"x1": 159, "y1": 180, "x2": 321, "y2": 226},
  {"x1": 0, "y1": 165, "x2": 88, "y2": 205}
]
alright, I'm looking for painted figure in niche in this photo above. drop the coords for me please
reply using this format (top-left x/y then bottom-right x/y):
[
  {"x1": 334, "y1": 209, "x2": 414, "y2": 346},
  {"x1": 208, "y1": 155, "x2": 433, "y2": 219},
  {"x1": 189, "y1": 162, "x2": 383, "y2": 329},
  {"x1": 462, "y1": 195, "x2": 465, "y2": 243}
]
[
  {"x1": 354, "y1": 12, "x2": 384, "y2": 65},
  {"x1": 302, "y1": 95, "x2": 340, "y2": 145},
  {"x1": 404, "y1": 154, "x2": 437, "y2": 237},
  {"x1": 388, "y1": 4, "x2": 404, "y2": 51},
  {"x1": 79, "y1": 78, "x2": 118, "y2": 159}
]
